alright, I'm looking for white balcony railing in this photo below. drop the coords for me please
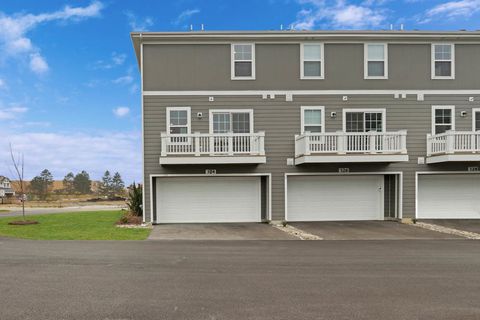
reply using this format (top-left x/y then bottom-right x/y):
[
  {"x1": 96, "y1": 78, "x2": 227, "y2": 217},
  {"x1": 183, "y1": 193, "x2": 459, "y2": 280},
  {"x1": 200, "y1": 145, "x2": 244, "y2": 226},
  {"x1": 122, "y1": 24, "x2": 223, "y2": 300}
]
[
  {"x1": 295, "y1": 131, "x2": 408, "y2": 157},
  {"x1": 427, "y1": 131, "x2": 480, "y2": 156},
  {"x1": 160, "y1": 132, "x2": 265, "y2": 157}
]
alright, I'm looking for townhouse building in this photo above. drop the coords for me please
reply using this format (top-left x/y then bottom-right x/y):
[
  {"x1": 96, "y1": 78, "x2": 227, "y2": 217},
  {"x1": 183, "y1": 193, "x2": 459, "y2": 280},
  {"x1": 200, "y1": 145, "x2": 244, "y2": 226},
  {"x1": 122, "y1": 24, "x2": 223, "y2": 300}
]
[{"x1": 131, "y1": 30, "x2": 480, "y2": 223}]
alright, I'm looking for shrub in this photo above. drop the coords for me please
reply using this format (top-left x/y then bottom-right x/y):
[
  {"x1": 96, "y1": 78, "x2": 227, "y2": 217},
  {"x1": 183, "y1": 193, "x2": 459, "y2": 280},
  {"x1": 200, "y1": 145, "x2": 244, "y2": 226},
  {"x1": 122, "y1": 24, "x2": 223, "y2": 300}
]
[{"x1": 127, "y1": 183, "x2": 142, "y2": 217}]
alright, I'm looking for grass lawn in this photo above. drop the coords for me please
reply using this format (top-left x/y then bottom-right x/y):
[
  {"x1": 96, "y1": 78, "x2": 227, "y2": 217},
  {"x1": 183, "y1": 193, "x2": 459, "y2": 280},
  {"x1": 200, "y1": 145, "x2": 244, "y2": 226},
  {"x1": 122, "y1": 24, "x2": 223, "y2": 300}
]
[{"x1": 0, "y1": 211, "x2": 150, "y2": 240}]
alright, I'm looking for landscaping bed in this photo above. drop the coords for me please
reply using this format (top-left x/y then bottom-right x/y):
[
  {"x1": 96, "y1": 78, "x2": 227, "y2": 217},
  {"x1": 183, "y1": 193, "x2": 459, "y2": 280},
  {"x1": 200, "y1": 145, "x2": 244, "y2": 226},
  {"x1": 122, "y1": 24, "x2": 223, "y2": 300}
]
[{"x1": 0, "y1": 210, "x2": 150, "y2": 240}]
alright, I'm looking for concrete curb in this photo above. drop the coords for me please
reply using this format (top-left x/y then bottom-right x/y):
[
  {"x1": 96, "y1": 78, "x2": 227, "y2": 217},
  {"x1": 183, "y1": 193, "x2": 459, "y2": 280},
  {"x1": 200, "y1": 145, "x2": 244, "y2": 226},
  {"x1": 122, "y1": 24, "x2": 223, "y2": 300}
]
[
  {"x1": 270, "y1": 221, "x2": 323, "y2": 240},
  {"x1": 410, "y1": 222, "x2": 480, "y2": 240}
]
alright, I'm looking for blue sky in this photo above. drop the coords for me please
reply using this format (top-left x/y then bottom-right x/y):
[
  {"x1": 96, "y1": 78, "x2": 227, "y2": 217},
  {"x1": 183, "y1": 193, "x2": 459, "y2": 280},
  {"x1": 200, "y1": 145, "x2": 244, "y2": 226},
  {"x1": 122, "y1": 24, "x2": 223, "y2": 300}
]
[{"x1": 0, "y1": 0, "x2": 479, "y2": 183}]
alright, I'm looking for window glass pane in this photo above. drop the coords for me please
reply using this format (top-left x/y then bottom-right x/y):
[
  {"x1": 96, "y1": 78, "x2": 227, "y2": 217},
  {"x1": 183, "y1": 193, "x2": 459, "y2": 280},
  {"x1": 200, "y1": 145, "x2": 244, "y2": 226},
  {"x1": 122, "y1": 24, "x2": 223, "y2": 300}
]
[
  {"x1": 234, "y1": 45, "x2": 252, "y2": 60},
  {"x1": 434, "y1": 45, "x2": 451, "y2": 60},
  {"x1": 304, "y1": 61, "x2": 321, "y2": 77},
  {"x1": 476, "y1": 112, "x2": 480, "y2": 131},
  {"x1": 232, "y1": 113, "x2": 250, "y2": 133},
  {"x1": 170, "y1": 127, "x2": 188, "y2": 134},
  {"x1": 345, "y1": 112, "x2": 364, "y2": 132},
  {"x1": 435, "y1": 109, "x2": 452, "y2": 124},
  {"x1": 368, "y1": 61, "x2": 385, "y2": 77},
  {"x1": 304, "y1": 110, "x2": 321, "y2": 125},
  {"x1": 304, "y1": 125, "x2": 322, "y2": 133},
  {"x1": 234, "y1": 61, "x2": 252, "y2": 77},
  {"x1": 365, "y1": 112, "x2": 383, "y2": 132},
  {"x1": 213, "y1": 113, "x2": 231, "y2": 133},
  {"x1": 303, "y1": 44, "x2": 321, "y2": 60},
  {"x1": 435, "y1": 61, "x2": 451, "y2": 77},
  {"x1": 170, "y1": 110, "x2": 187, "y2": 126},
  {"x1": 368, "y1": 44, "x2": 385, "y2": 60},
  {"x1": 435, "y1": 125, "x2": 451, "y2": 134}
]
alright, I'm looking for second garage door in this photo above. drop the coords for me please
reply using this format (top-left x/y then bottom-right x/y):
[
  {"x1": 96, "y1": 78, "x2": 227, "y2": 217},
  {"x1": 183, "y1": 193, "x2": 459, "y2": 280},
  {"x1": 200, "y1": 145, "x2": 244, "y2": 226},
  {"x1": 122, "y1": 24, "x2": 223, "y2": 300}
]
[
  {"x1": 417, "y1": 174, "x2": 480, "y2": 219},
  {"x1": 156, "y1": 176, "x2": 261, "y2": 223},
  {"x1": 287, "y1": 175, "x2": 384, "y2": 221}
]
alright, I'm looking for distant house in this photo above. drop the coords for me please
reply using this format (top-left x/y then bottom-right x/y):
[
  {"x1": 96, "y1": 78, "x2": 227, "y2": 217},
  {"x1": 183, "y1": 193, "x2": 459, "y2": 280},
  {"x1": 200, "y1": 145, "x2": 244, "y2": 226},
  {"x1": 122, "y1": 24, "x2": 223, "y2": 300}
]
[{"x1": 0, "y1": 176, "x2": 15, "y2": 204}]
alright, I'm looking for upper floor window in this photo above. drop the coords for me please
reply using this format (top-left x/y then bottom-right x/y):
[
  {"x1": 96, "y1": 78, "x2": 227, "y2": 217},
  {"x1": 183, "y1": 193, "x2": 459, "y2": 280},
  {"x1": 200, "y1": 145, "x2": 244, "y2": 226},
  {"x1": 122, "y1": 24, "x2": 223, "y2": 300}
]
[
  {"x1": 364, "y1": 43, "x2": 388, "y2": 79},
  {"x1": 300, "y1": 43, "x2": 324, "y2": 79},
  {"x1": 432, "y1": 106, "x2": 455, "y2": 134},
  {"x1": 343, "y1": 109, "x2": 386, "y2": 132},
  {"x1": 209, "y1": 109, "x2": 253, "y2": 133},
  {"x1": 432, "y1": 44, "x2": 455, "y2": 79},
  {"x1": 301, "y1": 106, "x2": 324, "y2": 133},
  {"x1": 231, "y1": 44, "x2": 255, "y2": 80},
  {"x1": 166, "y1": 107, "x2": 191, "y2": 135}
]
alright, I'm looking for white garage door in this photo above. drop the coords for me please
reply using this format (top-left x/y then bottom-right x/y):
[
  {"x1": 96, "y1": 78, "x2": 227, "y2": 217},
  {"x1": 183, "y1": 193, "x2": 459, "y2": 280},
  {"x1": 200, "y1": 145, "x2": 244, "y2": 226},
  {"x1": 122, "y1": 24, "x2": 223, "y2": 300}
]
[
  {"x1": 287, "y1": 175, "x2": 384, "y2": 221},
  {"x1": 417, "y1": 174, "x2": 480, "y2": 219},
  {"x1": 156, "y1": 176, "x2": 261, "y2": 223}
]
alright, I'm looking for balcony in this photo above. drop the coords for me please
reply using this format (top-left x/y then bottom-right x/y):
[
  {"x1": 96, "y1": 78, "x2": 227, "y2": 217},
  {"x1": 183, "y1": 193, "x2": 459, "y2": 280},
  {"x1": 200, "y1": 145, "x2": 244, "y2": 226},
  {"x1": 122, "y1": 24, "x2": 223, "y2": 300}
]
[
  {"x1": 160, "y1": 132, "x2": 266, "y2": 165},
  {"x1": 426, "y1": 131, "x2": 480, "y2": 164},
  {"x1": 295, "y1": 131, "x2": 408, "y2": 164}
]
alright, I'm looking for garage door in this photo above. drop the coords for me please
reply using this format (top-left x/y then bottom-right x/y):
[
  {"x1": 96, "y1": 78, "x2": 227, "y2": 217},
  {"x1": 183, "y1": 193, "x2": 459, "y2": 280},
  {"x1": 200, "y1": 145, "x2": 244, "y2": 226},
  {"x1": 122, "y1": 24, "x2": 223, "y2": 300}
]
[
  {"x1": 417, "y1": 174, "x2": 480, "y2": 219},
  {"x1": 156, "y1": 176, "x2": 261, "y2": 223},
  {"x1": 287, "y1": 175, "x2": 384, "y2": 221}
]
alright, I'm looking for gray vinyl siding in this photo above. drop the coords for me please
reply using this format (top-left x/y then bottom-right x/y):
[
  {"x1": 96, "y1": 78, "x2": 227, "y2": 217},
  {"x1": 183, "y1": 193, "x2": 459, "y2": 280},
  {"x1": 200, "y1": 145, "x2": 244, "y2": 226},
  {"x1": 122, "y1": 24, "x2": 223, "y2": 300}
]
[
  {"x1": 143, "y1": 43, "x2": 480, "y2": 91},
  {"x1": 143, "y1": 94, "x2": 479, "y2": 222}
]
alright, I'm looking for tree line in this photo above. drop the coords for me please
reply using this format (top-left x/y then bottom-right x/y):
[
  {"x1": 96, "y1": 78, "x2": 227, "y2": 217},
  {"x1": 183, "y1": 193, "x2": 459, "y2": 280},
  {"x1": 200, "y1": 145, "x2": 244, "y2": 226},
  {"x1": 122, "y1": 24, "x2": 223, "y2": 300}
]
[{"x1": 28, "y1": 169, "x2": 126, "y2": 200}]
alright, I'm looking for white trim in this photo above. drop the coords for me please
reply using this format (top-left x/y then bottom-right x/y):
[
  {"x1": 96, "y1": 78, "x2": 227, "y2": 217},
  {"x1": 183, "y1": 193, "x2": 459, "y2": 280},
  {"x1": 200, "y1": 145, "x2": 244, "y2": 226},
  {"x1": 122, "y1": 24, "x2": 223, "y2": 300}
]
[
  {"x1": 140, "y1": 42, "x2": 147, "y2": 223},
  {"x1": 144, "y1": 89, "x2": 480, "y2": 97},
  {"x1": 364, "y1": 43, "x2": 388, "y2": 79},
  {"x1": 166, "y1": 106, "x2": 191, "y2": 135},
  {"x1": 431, "y1": 43, "x2": 455, "y2": 80},
  {"x1": 159, "y1": 156, "x2": 266, "y2": 165},
  {"x1": 415, "y1": 171, "x2": 480, "y2": 219},
  {"x1": 295, "y1": 154, "x2": 409, "y2": 164},
  {"x1": 425, "y1": 154, "x2": 480, "y2": 164},
  {"x1": 150, "y1": 173, "x2": 272, "y2": 222},
  {"x1": 300, "y1": 43, "x2": 325, "y2": 80},
  {"x1": 300, "y1": 106, "x2": 325, "y2": 134},
  {"x1": 342, "y1": 108, "x2": 387, "y2": 132},
  {"x1": 431, "y1": 105, "x2": 455, "y2": 135},
  {"x1": 208, "y1": 109, "x2": 254, "y2": 134},
  {"x1": 473, "y1": 108, "x2": 480, "y2": 131},
  {"x1": 231, "y1": 43, "x2": 256, "y2": 80},
  {"x1": 284, "y1": 172, "x2": 404, "y2": 221}
]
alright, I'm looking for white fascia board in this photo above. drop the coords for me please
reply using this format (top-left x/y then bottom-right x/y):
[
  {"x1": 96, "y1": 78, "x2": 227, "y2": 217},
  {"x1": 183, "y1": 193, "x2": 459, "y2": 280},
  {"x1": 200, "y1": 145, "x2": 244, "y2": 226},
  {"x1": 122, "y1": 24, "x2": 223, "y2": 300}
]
[
  {"x1": 159, "y1": 156, "x2": 267, "y2": 165},
  {"x1": 426, "y1": 154, "x2": 480, "y2": 164},
  {"x1": 295, "y1": 154, "x2": 409, "y2": 165}
]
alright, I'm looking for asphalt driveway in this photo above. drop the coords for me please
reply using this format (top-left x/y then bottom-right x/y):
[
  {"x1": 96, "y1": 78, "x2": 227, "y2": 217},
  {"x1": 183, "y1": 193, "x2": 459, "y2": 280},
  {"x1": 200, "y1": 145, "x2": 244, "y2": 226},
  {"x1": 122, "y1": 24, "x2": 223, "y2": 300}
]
[
  {"x1": 1, "y1": 239, "x2": 479, "y2": 320},
  {"x1": 290, "y1": 221, "x2": 462, "y2": 240},
  {"x1": 149, "y1": 223, "x2": 296, "y2": 240},
  {"x1": 420, "y1": 219, "x2": 480, "y2": 234}
]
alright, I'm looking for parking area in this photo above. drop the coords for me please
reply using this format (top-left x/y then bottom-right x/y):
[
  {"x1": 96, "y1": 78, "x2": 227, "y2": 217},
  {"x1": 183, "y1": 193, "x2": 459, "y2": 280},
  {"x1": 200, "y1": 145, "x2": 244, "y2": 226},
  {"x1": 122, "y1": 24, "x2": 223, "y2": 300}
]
[
  {"x1": 419, "y1": 219, "x2": 480, "y2": 234},
  {"x1": 289, "y1": 221, "x2": 462, "y2": 240},
  {"x1": 149, "y1": 223, "x2": 297, "y2": 240}
]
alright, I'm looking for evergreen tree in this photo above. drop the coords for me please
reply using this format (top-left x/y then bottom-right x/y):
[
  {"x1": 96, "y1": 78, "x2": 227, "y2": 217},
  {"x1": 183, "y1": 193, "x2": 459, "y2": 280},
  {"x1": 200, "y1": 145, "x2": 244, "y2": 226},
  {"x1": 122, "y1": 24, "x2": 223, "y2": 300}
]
[
  {"x1": 29, "y1": 169, "x2": 53, "y2": 200},
  {"x1": 73, "y1": 171, "x2": 91, "y2": 194},
  {"x1": 112, "y1": 172, "x2": 125, "y2": 196},
  {"x1": 99, "y1": 170, "x2": 113, "y2": 198},
  {"x1": 62, "y1": 172, "x2": 75, "y2": 194}
]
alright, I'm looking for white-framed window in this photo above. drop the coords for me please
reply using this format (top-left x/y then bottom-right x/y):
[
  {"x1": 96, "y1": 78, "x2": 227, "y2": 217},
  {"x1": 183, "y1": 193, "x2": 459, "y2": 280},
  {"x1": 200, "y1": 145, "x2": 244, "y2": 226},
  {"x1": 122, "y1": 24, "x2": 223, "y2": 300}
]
[
  {"x1": 431, "y1": 43, "x2": 455, "y2": 79},
  {"x1": 432, "y1": 106, "x2": 455, "y2": 134},
  {"x1": 343, "y1": 108, "x2": 386, "y2": 132},
  {"x1": 473, "y1": 108, "x2": 480, "y2": 132},
  {"x1": 209, "y1": 109, "x2": 254, "y2": 134},
  {"x1": 166, "y1": 107, "x2": 191, "y2": 135},
  {"x1": 364, "y1": 43, "x2": 388, "y2": 79},
  {"x1": 231, "y1": 43, "x2": 255, "y2": 80},
  {"x1": 300, "y1": 43, "x2": 324, "y2": 79},
  {"x1": 300, "y1": 106, "x2": 325, "y2": 133}
]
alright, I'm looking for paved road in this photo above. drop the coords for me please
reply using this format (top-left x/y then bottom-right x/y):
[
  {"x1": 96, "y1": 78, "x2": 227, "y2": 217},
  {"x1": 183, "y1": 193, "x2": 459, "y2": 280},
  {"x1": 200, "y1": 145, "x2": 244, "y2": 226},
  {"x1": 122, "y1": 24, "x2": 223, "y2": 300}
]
[
  {"x1": 0, "y1": 239, "x2": 479, "y2": 320},
  {"x1": 0, "y1": 205, "x2": 125, "y2": 217}
]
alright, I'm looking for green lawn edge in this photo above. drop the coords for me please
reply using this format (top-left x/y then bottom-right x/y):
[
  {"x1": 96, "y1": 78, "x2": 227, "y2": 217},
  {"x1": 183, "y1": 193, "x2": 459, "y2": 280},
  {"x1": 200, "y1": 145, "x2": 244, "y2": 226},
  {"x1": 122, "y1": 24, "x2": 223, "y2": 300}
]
[{"x1": 0, "y1": 210, "x2": 151, "y2": 240}]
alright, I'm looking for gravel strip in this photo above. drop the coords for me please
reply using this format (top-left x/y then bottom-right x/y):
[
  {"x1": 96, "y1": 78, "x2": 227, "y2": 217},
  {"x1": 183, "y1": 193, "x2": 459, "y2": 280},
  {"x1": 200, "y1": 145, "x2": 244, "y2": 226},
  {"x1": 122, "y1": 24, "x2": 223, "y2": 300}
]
[
  {"x1": 411, "y1": 222, "x2": 480, "y2": 240},
  {"x1": 270, "y1": 222, "x2": 322, "y2": 240}
]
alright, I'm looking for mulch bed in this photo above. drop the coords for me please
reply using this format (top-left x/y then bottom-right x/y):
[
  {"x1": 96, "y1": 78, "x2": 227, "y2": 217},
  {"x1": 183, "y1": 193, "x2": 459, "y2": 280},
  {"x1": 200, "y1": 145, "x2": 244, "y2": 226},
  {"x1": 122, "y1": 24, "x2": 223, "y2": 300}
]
[{"x1": 8, "y1": 220, "x2": 39, "y2": 225}]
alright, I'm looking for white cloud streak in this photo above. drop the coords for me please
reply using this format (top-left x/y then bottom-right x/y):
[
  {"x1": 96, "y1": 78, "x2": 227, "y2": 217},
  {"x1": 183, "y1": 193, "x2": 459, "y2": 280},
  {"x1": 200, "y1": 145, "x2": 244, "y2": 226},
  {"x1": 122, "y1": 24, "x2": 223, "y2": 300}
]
[
  {"x1": 113, "y1": 106, "x2": 130, "y2": 117},
  {"x1": 421, "y1": 0, "x2": 480, "y2": 23},
  {"x1": 125, "y1": 11, "x2": 153, "y2": 31},
  {"x1": 173, "y1": 9, "x2": 200, "y2": 25},
  {"x1": 0, "y1": 106, "x2": 28, "y2": 120},
  {"x1": 0, "y1": 1, "x2": 104, "y2": 74}
]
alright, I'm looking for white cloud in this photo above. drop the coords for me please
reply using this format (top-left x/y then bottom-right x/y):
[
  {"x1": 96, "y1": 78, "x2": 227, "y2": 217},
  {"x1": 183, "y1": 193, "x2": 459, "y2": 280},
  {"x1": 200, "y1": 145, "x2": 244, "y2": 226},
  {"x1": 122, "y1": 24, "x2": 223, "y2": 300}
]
[
  {"x1": 292, "y1": 0, "x2": 387, "y2": 29},
  {"x1": 173, "y1": 9, "x2": 200, "y2": 25},
  {"x1": 112, "y1": 75, "x2": 133, "y2": 85},
  {"x1": 29, "y1": 53, "x2": 49, "y2": 74},
  {"x1": 0, "y1": 2, "x2": 104, "y2": 74},
  {"x1": 125, "y1": 11, "x2": 153, "y2": 31},
  {"x1": 93, "y1": 52, "x2": 127, "y2": 70},
  {"x1": 113, "y1": 106, "x2": 130, "y2": 117},
  {"x1": 0, "y1": 78, "x2": 5, "y2": 89},
  {"x1": 1, "y1": 130, "x2": 141, "y2": 183},
  {"x1": 112, "y1": 52, "x2": 126, "y2": 65},
  {"x1": 0, "y1": 106, "x2": 28, "y2": 120},
  {"x1": 421, "y1": 0, "x2": 480, "y2": 23}
]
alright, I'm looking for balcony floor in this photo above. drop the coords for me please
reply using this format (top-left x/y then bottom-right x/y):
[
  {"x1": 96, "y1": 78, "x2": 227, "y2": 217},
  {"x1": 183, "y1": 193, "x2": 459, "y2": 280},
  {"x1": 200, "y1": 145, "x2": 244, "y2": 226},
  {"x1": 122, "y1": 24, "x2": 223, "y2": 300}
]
[
  {"x1": 426, "y1": 154, "x2": 480, "y2": 164},
  {"x1": 295, "y1": 154, "x2": 409, "y2": 165},
  {"x1": 160, "y1": 155, "x2": 267, "y2": 165}
]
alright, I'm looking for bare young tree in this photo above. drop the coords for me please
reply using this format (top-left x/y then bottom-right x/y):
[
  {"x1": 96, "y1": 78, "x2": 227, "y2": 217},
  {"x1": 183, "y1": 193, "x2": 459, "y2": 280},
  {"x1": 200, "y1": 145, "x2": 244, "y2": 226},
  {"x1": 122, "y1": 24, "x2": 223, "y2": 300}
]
[{"x1": 9, "y1": 143, "x2": 26, "y2": 220}]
